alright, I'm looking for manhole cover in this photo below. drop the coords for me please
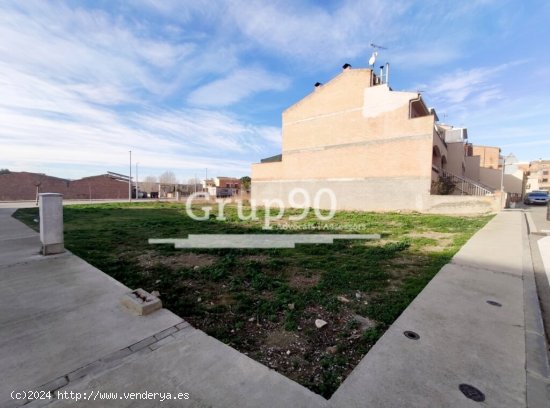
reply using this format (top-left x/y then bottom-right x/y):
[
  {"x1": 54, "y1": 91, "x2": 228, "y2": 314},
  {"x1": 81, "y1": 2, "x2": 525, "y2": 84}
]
[
  {"x1": 486, "y1": 300, "x2": 502, "y2": 307},
  {"x1": 403, "y1": 330, "x2": 420, "y2": 340},
  {"x1": 459, "y1": 383, "x2": 485, "y2": 402}
]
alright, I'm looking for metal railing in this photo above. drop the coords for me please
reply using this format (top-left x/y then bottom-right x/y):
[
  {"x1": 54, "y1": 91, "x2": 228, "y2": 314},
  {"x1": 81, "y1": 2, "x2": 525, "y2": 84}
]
[{"x1": 434, "y1": 166, "x2": 494, "y2": 196}]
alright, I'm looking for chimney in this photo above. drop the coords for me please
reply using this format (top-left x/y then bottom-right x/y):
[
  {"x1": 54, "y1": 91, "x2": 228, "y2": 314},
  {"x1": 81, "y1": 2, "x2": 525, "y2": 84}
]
[{"x1": 342, "y1": 63, "x2": 352, "y2": 70}]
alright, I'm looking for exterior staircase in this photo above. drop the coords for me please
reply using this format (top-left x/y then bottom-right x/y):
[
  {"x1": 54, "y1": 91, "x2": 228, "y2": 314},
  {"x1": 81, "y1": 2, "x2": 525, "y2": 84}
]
[{"x1": 433, "y1": 166, "x2": 494, "y2": 196}]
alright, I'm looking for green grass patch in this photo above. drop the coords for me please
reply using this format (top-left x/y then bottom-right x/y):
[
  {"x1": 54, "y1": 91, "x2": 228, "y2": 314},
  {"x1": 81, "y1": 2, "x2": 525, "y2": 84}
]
[{"x1": 13, "y1": 202, "x2": 492, "y2": 397}]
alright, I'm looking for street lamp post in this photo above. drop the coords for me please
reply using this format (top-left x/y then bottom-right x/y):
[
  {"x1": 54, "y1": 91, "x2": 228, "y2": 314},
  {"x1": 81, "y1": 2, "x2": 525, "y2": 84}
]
[
  {"x1": 129, "y1": 150, "x2": 132, "y2": 202},
  {"x1": 136, "y1": 162, "x2": 139, "y2": 199},
  {"x1": 500, "y1": 156, "x2": 505, "y2": 204}
]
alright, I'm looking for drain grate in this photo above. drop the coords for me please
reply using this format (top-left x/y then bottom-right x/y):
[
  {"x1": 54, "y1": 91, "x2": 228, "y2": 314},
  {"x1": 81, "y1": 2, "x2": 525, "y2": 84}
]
[
  {"x1": 459, "y1": 384, "x2": 485, "y2": 402},
  {"x1": 486, "y1": 300, "x2": 502, "y2": 307},
  {"x1": 403, "y1": 330, "x2": 420, "y2": 340}
]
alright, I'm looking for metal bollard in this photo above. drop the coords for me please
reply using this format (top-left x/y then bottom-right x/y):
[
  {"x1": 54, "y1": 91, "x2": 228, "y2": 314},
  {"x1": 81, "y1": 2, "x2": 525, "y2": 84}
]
[{"x1": 39, "y1": 193, "x2": 65, "y2": 255}]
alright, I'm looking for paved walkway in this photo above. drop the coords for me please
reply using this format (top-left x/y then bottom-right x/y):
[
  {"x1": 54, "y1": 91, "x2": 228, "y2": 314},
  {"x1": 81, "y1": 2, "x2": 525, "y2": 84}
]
[
  {"x1": 0, "y1": 208, "x2": 325, "y2": 408},
  {"x1": 1, "y1": 207, "x2": 549, "y2": 407}
]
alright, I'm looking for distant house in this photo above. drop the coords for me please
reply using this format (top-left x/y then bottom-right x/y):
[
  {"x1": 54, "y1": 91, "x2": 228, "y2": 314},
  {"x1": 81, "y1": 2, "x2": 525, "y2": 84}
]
[
  {"x1": 526, "y1": 160, "x2": 550, "y2": 192},
  {"x1": 471, "y1": 145, "x2": 501, "y2": 170},
  {"x1": 202, "y1": 177, "x2": 241, "y2": 197},
  {"x1": 251, "y1": 64, "x2": 501, "y2": 213},
  {"x1": 0, "y1": 171, "x2": 129, "y2": 201}
]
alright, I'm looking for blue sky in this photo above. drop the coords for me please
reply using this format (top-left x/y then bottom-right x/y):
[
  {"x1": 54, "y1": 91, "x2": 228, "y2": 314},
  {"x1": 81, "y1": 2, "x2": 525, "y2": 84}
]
[{"x1": 1, "y1": 0, "x2": 549, "y2": 182}]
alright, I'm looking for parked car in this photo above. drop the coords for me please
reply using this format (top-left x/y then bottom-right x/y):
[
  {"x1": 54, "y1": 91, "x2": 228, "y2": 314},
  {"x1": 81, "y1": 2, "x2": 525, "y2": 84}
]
[{"x1": 523, "y1": 191, "x2": 550, "y2": 205}]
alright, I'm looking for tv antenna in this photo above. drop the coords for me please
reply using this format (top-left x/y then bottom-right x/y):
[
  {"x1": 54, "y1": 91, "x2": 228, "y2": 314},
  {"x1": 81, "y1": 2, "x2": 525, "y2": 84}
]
[{"x1": 368, "y1": 42, "x2": 388, "y2": 67}]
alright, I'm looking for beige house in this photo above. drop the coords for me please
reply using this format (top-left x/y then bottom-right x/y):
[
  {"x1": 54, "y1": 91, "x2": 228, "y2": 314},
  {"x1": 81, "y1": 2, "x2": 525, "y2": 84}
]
[
  {"x1": 468, "y1": 151, "x2": 526, "y2": 197},
  {"x1": 527, "y1": 160, "x2": 550, "y2": 192},
  {"x1": 472, "y1": 145, "x2": 501, "y2": 170},
  {"x1": 202, "y1": 177, "x2": 241, "y2": 197},
  {"x1": 252, "y1": 65, "x2": 500, "y2": 213}
]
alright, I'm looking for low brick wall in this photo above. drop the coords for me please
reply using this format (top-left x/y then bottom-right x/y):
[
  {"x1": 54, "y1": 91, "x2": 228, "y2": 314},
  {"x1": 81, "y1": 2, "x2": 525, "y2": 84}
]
[
  {"x1": 0, "y1": 172, "x2": 129, "y2": 201},
  {"x1": 423, "y1": 194, "x2": 500, "y2": 214},
  {"x1": 252, "y1": 178, "x2": 499, "y2": 214}
]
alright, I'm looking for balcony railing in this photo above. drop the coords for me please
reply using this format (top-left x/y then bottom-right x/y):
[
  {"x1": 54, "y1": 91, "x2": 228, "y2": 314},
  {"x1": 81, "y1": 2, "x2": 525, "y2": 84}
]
[{"x1": 433, "y1": 166, "x2": 494, "y2": 196}]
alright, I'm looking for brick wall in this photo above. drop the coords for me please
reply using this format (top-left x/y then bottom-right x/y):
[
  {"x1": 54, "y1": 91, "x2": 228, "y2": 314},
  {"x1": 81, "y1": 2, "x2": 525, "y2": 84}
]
[
  {"x1": 0, "y1": 172, "x2": 129, "y2": 201},
  {"x1": 67, "y1": 175, "x2": 128, "y2": 199}
]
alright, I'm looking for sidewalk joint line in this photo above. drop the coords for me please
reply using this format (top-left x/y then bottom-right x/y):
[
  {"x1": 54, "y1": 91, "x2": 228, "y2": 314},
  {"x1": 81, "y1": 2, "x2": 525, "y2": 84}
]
[
  {"x1": 449, "y1": 260, "x2": 523, "y2": 279},
  {"x1": 18, "y1": 321, "x2": 193, "y2": 405}
]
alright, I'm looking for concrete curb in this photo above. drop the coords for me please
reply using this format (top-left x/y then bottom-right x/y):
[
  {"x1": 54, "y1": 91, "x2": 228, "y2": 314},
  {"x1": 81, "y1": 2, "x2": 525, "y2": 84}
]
[
  {"x1": 526, "y1": 211, "x2": 538, "y2": 234},
  {"x1": 15, "y1": 322, "x2": 193, "y2": 407},
  {"x1": 523, "y1": 213, "x2": 550, "y2": 407}
]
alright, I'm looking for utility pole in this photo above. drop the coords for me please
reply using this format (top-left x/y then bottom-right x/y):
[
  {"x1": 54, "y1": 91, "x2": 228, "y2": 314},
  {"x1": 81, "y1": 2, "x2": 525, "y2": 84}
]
[
  {"x1": 500, "y1": 156, "x2": 506, "y2": 209},
  {"x1": 129, "y1": 150, "x2": 132, "y2": 202}
]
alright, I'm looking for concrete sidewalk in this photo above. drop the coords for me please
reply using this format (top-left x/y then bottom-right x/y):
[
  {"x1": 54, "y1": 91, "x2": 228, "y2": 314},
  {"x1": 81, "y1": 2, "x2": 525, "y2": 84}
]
[
  {"x1": 0, "y1": 208, "x2": 182, "y2": 407},
  {"x1": 1, "y1": 208, "x2": 549, "y2": 407},
  {"x1": 0, "y1": 208, "x2": 325, "y2": 408},
  {"x1": 330, "y1": 210, "x2": 549, "y2": 407}
]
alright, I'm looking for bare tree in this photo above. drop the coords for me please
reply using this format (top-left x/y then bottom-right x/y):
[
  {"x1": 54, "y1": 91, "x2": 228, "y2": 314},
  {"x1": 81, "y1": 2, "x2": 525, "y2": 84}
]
[
  {"x1": 159, "y1": 171, "x2": 177, "y2": 185},
  {"x1": 141, "y1": 175, "x2": 158, "y2": 193},
  {"x1": 159, "y1": 171, "x2": 178, "y2": 195},
  {"x1": 186, "y1": 177, "x2": 203, "y2": 194}
]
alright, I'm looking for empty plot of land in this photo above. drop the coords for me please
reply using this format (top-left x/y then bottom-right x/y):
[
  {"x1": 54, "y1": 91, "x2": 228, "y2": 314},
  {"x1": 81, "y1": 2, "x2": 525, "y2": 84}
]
[{"x1": 14, "y1": 203, "x2": 491, "y2": 397}]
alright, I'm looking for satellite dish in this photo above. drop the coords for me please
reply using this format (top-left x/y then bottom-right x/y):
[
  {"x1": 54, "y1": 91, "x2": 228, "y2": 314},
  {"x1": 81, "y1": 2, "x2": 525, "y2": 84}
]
[{"x1": 368, "y1": 51, "x2": 378, "y2": 66}]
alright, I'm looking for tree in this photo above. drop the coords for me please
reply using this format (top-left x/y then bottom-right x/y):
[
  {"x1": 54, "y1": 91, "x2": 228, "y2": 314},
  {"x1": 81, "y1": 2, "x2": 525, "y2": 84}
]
[
  {"x1": 159, "y1": 171, "x2": 178, "y2": 195},
  {"x1": 187, "y1": 177, "x2": 201, "y2": 185},
  {"x1": 141, "y1": 175, "x2": 158, "y2": 193},
  {"x1": 186, "y1": 177, "x2": 202, "y2": 194},
  {"x1": 159, "y1": 171, "x2": 177, "y2": 185},
  {"x1": 240, "y1": 176, "x2": 251, "y2": 191},
  {"x1": 0, "y1": 169, "x2": 9, "y2": 174}
]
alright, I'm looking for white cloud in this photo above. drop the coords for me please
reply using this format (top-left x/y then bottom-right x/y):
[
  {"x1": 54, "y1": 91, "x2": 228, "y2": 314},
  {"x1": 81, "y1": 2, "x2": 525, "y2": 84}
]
[
  {"x1": 390, "y1": 46, "x2": 461, "y2": 68},
  {"x1": 422, "y1": 61, "x2": 527, "y2": 111},
  {"x1": 0, "y1": 101, "x2": 278, "y2": 178},
  {"x1": 188, "y1": 68, "x2": 291, "y2": 107},
  {"x1": 227, "y1": 0, "x2": 392, "y2": 65},
  {"x1": 0, "y1": 1, "x2": 280, "y2": 179}
]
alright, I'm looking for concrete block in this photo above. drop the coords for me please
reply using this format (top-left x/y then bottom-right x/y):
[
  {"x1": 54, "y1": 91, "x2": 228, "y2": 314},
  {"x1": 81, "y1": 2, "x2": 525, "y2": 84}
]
[
  {"x1": 67, "y1": 360, "x2": 103, "y2": 381},
  {"x1": 24, "y1": 398, "x2": 53, "y2": 408},
  {"x1": 132, "y1": 345, "x2": 153, "y2": 358},
  {"x1": 39, "y1": 193, "x2": 64, "y2": 255},
  {"x1": 154, "y1": 326, "x2": 178, "y2": 340},
  {"x1": 149, "y1": 335, "x2": 175, "y2": 351},
  {"x1": 129, "y1": 336, "x2": 156, "y2": 352},
  {"x1": 100, "y1": 347, "x2": 132, "y2": 364},
  {"x1": 172, "y1": 326, "x2": 194, "y2": 339},
  {"x1": 40, "y1": 375, "x2": 68, "y2": 392},
  {"x1": 120, "y1": 288, "x2": 162, "y2": 316},
  {"x1": 175, "y1": 321, "x2": 191, "y2": 330}
]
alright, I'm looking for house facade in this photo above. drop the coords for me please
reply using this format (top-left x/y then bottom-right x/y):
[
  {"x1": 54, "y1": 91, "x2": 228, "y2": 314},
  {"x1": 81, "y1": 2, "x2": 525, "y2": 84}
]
[
  {"x1": 202, "y1": 177, "x2": 241, "y2": 197},
  {"x1": 472, "y1": 145, "x2": 501, "y2": 170},
  {"x1": 526, "y1": 160, "x2": 550, "y2": 192},
  {"x1": 251, "y1": 65, "x2": 500, "y2": 213}
]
